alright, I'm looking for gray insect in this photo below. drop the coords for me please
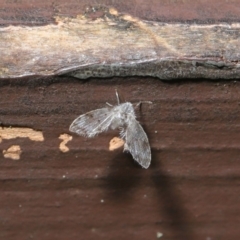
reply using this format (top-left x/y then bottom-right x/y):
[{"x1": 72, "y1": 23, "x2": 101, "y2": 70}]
[{"x1": 69, "y1": 91, "x2": 152, "y2": 169}]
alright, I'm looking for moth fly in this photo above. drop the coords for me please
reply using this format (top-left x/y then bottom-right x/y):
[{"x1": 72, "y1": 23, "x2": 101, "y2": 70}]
[{"x1": 69, "y1": 91, "x2": 152, "y2": 169}]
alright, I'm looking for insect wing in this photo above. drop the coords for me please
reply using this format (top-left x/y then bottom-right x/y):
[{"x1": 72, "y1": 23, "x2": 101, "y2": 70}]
[
  {"x1": 124, "y1": 119, "x2": 151, "y2": 169},
  {"x1": 69, "y1": 107, "x2": 114, "y2": 137}
]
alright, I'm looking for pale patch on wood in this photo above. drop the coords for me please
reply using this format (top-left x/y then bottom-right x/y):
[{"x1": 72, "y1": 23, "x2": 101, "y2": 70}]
[
  {"x1": 109, "y1": 137, "x2": 125, "y2": 151},
  {"x1": 0, "y1": 127, "x2": 44, "y2": 143},
  {"x1": 59, "y1": 134, "x2": 72, "y2": 153},
  {"x1": 3, "y1": 145, "x2": 22, "y2": 160}
]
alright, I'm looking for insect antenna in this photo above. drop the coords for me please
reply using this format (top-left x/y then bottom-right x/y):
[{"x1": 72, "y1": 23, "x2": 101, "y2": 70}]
[
  {"x1": 135, "y1": 101, "x2": 152, "y2": 110},
  {"x1": 106, "y1": 89, "x2": 121, "y2": 107},
  {"x1": 115, "y1": 89, "x2": 120, "y2": 105}
]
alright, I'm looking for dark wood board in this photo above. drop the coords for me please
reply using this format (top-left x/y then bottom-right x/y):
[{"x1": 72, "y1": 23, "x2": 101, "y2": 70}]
[{"x1": 1, "y1": 77, "x2": 240, "y2": 240}]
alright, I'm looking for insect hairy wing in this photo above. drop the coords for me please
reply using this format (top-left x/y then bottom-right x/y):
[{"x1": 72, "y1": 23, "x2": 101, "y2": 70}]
[
  {"x1": 69, "y1": 107, "x2": 115, "y2": 138},
  {"x1": 123, "y1": 118, "x2": 151, "y2": 169}
]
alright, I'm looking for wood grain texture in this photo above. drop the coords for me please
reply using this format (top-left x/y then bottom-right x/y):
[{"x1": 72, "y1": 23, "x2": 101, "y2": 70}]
[
  {"x1": 1, "y1": 1, "x2": 240, "y2": 240},
  {"x1": 1, "y1": 2, "x2": 240, "y2": 79},
  {"x1": 1, "y1": 77, "x2": 240, "y2": 239},
  {"x1": 1, "y1": 0, "x2": 240, "y2": 25}
]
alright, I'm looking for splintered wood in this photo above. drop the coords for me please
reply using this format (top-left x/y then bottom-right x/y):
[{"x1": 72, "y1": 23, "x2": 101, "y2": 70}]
[
  {"x1": 0, "y1": 127, "x2": 44, "y2": 143},
  {"x1": 3, "y1": 145, "x2": 22, "y2": 160},
  {"x1": 109, "y1": 137, "x2": 125, "y2": 151},
  {"x1": 59, "y1": 134, "x2": 72, "y2": 153}
]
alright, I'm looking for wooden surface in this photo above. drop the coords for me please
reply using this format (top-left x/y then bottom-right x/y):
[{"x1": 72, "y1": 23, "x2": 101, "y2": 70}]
[
  {"x1": 1, "y1": 77, "x2": 240, "y2": 240},
  {"x1": 1, "y1": 1, "x2": 240, "y2": 79},
  {"x1": 1, "y1": 1, "x2": 240, "y2": 240},
  {"x1": 1, "y1": 0, "x2": 240, "y2": 25}
]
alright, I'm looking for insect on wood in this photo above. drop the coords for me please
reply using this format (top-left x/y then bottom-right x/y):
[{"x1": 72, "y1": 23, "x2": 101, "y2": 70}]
[{"x1": 69, "y1": 91, "x2": 152, "y2": 169}]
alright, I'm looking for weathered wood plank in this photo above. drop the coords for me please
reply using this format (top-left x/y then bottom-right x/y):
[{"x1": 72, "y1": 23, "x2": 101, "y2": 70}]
[{"x1": 1, "y1": 5, "x2": 240, "y2": 79}]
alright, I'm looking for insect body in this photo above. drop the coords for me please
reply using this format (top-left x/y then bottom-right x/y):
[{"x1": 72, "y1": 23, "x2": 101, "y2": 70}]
[{"x1": 69, "y1": 91, "x2": 151, "y2": 169}]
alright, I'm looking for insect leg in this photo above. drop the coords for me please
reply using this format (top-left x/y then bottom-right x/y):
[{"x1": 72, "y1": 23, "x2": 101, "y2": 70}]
[{"x1": 106, "y1": 102, "x2": 113, "y2": 107}]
